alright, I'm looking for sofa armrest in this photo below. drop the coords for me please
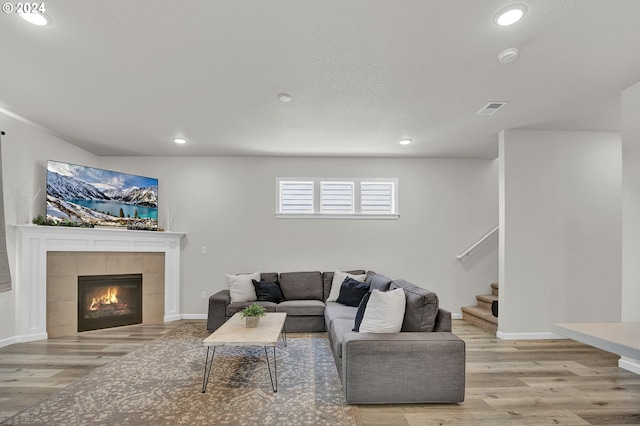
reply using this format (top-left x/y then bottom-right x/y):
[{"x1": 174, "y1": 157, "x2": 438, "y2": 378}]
[
  {"x1": 342, "y1": 332, "x2": 465, "y2": 404},
  {"x1": 434, "y1": 307, "x2": 452, "y2": 332},
  {"x1": 207, "y1": 290, "x2": 230, "y2": 331}
]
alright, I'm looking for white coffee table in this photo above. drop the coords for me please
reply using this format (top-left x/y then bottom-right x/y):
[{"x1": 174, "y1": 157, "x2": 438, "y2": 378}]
[{"x1": 201, "y1": 312, "x2": 287, "y2": 393}]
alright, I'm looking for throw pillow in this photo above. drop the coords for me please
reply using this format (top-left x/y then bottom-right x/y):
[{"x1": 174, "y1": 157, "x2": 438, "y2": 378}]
[
  {"x1": 326, "y1": 270, "x2": 367, "y2": 302},
  {"x1": 359, "y1": 288, "x2": 406, "y2": 333},
  {"x1": 352, "y1": 291, "x2": 371, "y2": 332},
  {"x1": 252, "y1": 279, "x2": 285, "y2": 303},
  {"x1": 226, "y1": 271, "x2": 260, "y2": 303},
  {"x1": 336, "y1": 277, "x2": 370, "y2": 307}
]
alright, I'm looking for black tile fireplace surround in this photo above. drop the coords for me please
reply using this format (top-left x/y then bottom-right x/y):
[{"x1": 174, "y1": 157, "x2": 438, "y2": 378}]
[{"x1": 77, "y1": 274, "x2": 143, "y2": 332}]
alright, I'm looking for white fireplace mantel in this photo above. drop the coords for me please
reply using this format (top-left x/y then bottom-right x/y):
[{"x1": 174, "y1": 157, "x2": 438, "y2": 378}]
[{"x1": 15, "y1": 225, "x2": 185, "y2": 343}]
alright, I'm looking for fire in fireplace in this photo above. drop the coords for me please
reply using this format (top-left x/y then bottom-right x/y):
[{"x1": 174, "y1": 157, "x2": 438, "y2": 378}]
[{"x1": 78, "y1": 274, "x2": 142, "y2": 332}]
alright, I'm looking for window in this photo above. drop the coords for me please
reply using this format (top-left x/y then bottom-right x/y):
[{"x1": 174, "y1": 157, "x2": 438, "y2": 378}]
[
  {"x1": 361, "y1": 181, "x2": 395, "y2": 214},
  {"x1": 279, "y1": 181, "x2": 314, "y2": 214},
  {"x1": 276, "y1": 178, "x2": 398, "y2": 219},
  {"x1": 320, "y1": 181, "x2": 354, "y2": 213}
]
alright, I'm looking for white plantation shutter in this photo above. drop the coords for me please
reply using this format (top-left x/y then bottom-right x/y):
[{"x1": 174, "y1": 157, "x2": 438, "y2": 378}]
[
  {"x1": 361, "y1": 181, "x2": 394, "y2": 214},
  {"x1": 277, "y1": 178, "x2": 398, "y2": 218},
  {"x1": 279, "y1": 181, "x2": 314, "y2": 213},
  {"x1": 320, "y1": 181, "x2": 354, "y2": 213}
]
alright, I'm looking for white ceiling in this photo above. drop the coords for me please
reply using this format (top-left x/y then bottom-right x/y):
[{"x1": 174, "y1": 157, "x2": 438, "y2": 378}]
[{"x1": 1, "y1": 0, "x2": 639, "y2": 158}]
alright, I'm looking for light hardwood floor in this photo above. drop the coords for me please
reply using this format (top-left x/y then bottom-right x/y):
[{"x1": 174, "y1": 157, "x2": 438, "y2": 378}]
[{"x1": 1, "y1": 320, "x2": 639, "y2": 425}]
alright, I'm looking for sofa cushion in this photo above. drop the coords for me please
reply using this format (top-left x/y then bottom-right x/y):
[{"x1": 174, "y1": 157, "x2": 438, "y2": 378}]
[
  {"x1": 389, "y1": 279, "x2": 439, "y2": 332},
  {"x1": 322, "y1": 270, "x2": 366, "y2": 301},
  {"x1": 359, "y1": 288, "x2": 406, "y2": 333},
  {"x1": 276, "y1": 300, "x2": 325, "y2": 316},
  {"x1": 279, "y1": 271, "x2": 323, "y2": 301},
  {"x1": 226, "y1": 301, "x2": 277, "y2": 317},
  {"x1": 260, "y1": 272, "x2": 279, "y2": 284},
  {"x1": 326, "y1": 270, "x2": 367, "y2": 302},
  {"x1": 226, "y1": 271, "x2": 260, "y2": 303},
  {"x1": 324, "y1": 302, "x2": 358, "y2": 328},
  {"x1": 252, "y1": 279, "x2": 285, "y2": 303},
  {"x1": 336, "y1": 278, "x2": 370, "y2": 307},
  {"x1": 329, "y1": 318, "x2": 356, "y2": 359},
  {"x1": 365, "y1": 273, "x2": 393, "y2": 292},
  {"x1": 352, "y1": 291, "x2": 371, "y2": 332}
]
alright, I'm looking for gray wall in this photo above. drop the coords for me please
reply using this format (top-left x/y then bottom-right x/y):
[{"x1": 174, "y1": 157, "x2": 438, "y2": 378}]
[
  {"x1": 101, "y1": 156, "x2": 499, "y2": 316},
  {"x1": 499, "y1": 130, "x2": 622, "y2": 337},
  {"x1": 0, "y1": 110, "x2": 499, "y2": 343},
  {"x1": 622, "y1": 80, "x2": 640, "y2": 322}
]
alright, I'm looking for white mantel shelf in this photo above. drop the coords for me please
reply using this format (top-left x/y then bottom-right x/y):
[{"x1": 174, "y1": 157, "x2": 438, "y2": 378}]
[{"x1": 14, "y1": 225, "x2": 186, "y2": 343}]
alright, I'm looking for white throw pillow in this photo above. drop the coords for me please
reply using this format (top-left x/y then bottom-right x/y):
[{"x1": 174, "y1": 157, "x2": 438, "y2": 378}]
[
  {"x1": 359, "y1": 288, "x2": 406, "y2": 333},
  {"x1": 326, "y1": 270, "x2": 367, "y2": 303},
  {"x1": 226, "y1": 271, "x2": 260, "y2": 303}
]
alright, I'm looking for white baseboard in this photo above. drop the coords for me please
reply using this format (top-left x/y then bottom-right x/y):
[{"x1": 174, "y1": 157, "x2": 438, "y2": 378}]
[
  {"x1": 180, "y1": 314, "x2": 208, "y2": 320},
  {"x1": 164, "y1": 315, "x2": 183, "y2": 322},
  {"x1": 451, "y1": 313, "x2": 462, "y2": 320},
  {"x1": 0, "y1": 336, "x2": 17, "y2": 349},
  {"x1": 619, "y1": 357, "x2": 640, "y2": 375},
  {"x1": 1, "y1": 332, "x2": 49, "y2": 347},
  {"x1": 497, "y1": 331, "x2": 567, "y2": 340},
  {"x1": 17, "y1": 332, "x2": 49, "y2": 343}
]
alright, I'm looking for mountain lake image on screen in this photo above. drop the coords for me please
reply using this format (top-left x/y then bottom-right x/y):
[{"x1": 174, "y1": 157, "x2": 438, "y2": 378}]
[{"x1": 46, "y1": 160, "x2": 158, "y2": 230}]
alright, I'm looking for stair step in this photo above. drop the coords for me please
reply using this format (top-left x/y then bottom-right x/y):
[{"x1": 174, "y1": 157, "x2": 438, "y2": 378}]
[
  {"x1": 461, "y1": 306, "x2": 498, "y2": 324},
  {"x1": 461, "y1": 305, "x2": 498, "y2": 335},
  {"x1": 476, "y1": 294, "x2": 498, "y2": 311},
  {"x1": 491, "y1": 282, "x2": 499, "y2": 296}
]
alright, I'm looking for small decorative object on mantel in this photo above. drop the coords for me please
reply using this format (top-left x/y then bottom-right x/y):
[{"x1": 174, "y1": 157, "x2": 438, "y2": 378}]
[
  {"x1": 32, "y1": 215, "x2": 93, "y2": 228},
  {"x1": 240, "y1": 303, "x2": 266, "y2": 328},
  {"x1": 165, "y1": 205, "x2": 175, "y2": 232}
]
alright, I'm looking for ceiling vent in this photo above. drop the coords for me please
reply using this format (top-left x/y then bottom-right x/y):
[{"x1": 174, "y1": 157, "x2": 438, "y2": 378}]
[{"x1": 476, "y1": 102, "x2": 507, "y2": 116}]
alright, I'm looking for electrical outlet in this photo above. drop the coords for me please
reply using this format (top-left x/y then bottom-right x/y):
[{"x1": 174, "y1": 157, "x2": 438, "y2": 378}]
[
  {"x1": 201, "y1": 246, "x2": 207, "y2": 254},
  {"x1": 201, "y1": 291, "x2": 206, "y2": 299}
]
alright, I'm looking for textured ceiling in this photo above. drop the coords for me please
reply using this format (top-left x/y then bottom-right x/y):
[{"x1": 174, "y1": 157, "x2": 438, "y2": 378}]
[{"x1": 1, "y1": 0, "x2": 639, "y2": 158}]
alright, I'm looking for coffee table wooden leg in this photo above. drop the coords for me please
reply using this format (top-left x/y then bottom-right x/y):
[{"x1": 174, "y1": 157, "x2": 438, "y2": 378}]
[
  {"x1": 264, "y1": 346, "x2": 277, "y2": 392},
  {"x1": 201, "y1": 346, "x2": 216, "y2": 393}
]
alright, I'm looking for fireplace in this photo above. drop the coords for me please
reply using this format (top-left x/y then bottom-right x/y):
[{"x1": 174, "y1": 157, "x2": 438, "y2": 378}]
[{"x1": 77, "y1": 274, "x2": 143, "y2": 332}]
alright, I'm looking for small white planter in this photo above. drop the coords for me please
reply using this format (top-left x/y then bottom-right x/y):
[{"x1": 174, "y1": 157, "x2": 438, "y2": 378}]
[{"x1": 245, "y1": 316, "x2": 260, "y2": 328}]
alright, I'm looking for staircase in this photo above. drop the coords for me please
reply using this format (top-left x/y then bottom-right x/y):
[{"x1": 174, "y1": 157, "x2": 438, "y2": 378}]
[{"x1": 461, "y1": 283, "x2": 498, "y2": 335}]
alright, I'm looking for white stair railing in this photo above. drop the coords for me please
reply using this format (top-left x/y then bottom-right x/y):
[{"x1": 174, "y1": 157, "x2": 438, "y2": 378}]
[{"x1": 456, "y1": 226, "x2": 499, "y2": 260}]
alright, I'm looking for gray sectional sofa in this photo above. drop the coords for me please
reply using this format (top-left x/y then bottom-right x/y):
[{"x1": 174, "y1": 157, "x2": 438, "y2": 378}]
[{"x1": 207, "y1": 270, "x2": 466, "y2": 404}]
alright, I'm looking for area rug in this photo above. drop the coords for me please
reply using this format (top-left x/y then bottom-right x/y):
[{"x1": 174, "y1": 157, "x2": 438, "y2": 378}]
[{"x1": 4, "y1": 323, "x2": 358, "y2": 425}]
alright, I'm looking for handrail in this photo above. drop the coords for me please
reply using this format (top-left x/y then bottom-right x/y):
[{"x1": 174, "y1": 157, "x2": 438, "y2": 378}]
[{"x1": 456, "y1": 226, "x2": 499, "y2": 260}]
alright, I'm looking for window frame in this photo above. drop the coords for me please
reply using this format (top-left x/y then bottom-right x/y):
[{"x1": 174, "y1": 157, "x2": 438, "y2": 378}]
[{"x1": 275, "y1": 177, "x2": 399, "y2": 219}]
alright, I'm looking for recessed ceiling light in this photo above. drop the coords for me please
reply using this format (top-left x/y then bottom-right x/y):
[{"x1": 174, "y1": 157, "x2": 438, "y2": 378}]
[
  {"x1": 400, "y1": 139, "x2": 412, "y2": 145},
  {"x1": 173, "y1": 138, "x2": 186, "y2": 144},
  {"x1": 277, "y1": 93, "x2": 292, "y2": 102},
  {"x1": 19, "y1": 11, "x2": 51, "y2": 26},
  {"x1": 494, "y1": 4, "x2": 527, "y2": 26}
]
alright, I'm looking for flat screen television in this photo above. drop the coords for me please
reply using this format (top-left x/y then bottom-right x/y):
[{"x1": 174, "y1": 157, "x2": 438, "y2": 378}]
[{"x1": 46, "y1": 160, "x2": 158, "y2": 230}]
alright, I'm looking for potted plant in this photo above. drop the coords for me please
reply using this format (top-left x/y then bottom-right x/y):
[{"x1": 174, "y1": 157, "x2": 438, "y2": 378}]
[{"x1": 240, "y1": 303, "x2": 266, "y2": 328}]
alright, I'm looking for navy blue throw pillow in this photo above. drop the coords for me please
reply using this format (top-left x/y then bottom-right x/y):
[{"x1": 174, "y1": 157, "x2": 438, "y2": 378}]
[
  {"x1": 252, "y1": 279, "x2": 285, "y2": 303},
  {"x1": 336, "y1": 277, "x2": 370, "y2": 307},
  {"x1": 352, "y1": 291, "x2": 371, "y2": 332}
]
